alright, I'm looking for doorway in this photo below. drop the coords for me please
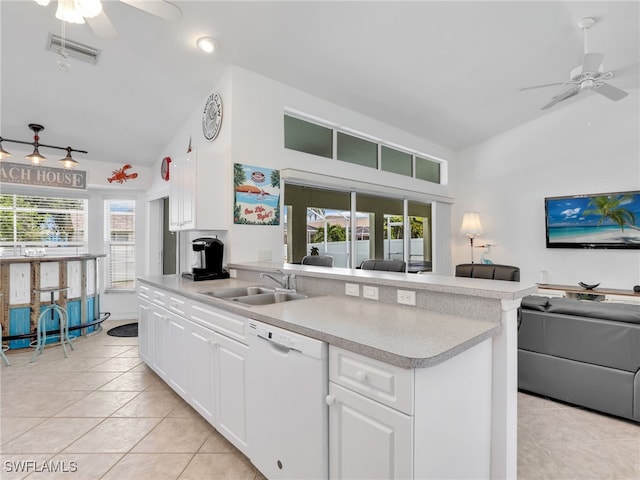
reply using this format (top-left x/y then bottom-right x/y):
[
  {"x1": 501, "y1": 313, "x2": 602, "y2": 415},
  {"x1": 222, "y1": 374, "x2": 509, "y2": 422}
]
[{"x1": 162, "y1": 197, "x2": 176, "y2": 274}]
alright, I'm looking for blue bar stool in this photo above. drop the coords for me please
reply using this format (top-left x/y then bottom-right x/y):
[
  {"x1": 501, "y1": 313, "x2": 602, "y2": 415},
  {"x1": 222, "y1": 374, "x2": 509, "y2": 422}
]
[
  {"x1": 1, "y1": 325, "x2": 9, "y2": 366},
  {"x1": 30, "y1": 287, "x2": 74, "y2": 362}
]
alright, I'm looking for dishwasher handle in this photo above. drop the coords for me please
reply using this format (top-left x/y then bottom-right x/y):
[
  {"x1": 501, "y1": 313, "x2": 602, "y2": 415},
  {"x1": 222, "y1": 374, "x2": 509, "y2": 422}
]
[{"x1": 257, "y1": 332, "x2": 302, "y2": 354}]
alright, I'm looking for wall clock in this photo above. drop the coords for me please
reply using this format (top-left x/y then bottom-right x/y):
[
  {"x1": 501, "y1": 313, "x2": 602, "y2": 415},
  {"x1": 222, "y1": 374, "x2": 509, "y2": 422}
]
[
  {"x1": 161, "y1": 156, "x2": 171, "y2": 181},
  {"x1": 202, "y1": 92, "x2": 223, "y2": 141}
]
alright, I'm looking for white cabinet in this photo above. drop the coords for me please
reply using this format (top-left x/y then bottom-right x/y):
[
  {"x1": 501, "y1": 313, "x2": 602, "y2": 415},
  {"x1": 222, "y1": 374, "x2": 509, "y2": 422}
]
[
  {"x1": 138, "y1": 299, "x2": 152, "y2": 364},
  {"x1": 188, "y1": 321, "x2": 215, "y2": 424},
  {"x1": 328, "y1": 347, "x2": 413, "y2": 480},
  {"x1": 167, "y1": 311, "x2": 189, "y2": 399},
  {"x1": 328, "y1": 343, "x2": 492, "y2": 480},
  {"x1": 169, "y1": 149, "x2": 229, "y2": 231},
  {"x1": 150, "y1": 308, "x2": 168, "y2": 379},
  {"x1": 137, "y1": 283, "x2": 248, "y2": 455},
  {"x1": 328, "y1": 382, "x2": 412, "y2": 480},
  {"x1": 212, "y1": 330, "x2": 249, "y2": 453}
]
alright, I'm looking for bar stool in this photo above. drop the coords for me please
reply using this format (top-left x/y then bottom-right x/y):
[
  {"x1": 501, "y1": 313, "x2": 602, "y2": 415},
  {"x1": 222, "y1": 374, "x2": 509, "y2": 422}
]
[
  {"x1": 1, "y1": 325, "x2": 9, "y2": 366},
  {"x1": 30, "y1": 287, "x2": 74, "y2": 363}
]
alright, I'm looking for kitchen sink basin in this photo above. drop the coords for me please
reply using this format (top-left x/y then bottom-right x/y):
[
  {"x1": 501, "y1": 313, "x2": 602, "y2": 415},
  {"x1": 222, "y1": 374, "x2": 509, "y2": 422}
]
[
  {"x1": 231, "y1": 292, "x2": 309, "y2": 306},
  {"x1": 199, "y1": 286, "x2": 275, "y2": 299}
]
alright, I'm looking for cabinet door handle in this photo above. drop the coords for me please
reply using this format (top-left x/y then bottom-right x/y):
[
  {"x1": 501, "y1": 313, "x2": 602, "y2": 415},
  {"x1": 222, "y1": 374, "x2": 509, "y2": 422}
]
[
  {"x1": 356, "y1": 370, "x2": 368, "y2": 382},
  {"x1": 325, "y1": 395, "x2": 335, "y2": 406}
]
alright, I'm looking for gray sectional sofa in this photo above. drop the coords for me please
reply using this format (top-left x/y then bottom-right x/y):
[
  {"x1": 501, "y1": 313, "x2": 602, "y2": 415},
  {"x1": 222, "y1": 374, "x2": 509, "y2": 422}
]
[{"x1": 518, "y1": 295, "x2": 640, "y2": 422}]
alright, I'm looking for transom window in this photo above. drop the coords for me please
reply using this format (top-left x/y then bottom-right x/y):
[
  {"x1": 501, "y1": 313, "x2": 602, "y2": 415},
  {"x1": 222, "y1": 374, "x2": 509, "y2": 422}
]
[{"x1": 284, "y1": 113, "x2": 444, "y2": 185}]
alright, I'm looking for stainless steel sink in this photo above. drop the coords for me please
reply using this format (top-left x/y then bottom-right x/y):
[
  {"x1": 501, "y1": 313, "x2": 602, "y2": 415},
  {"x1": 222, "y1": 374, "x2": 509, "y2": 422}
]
[
  {"x1": 199, "y1": 286, "x2": 275, "y2": 299},
  {"x1": 231, "y1": 292, "x2": 309, "y2": 306}
]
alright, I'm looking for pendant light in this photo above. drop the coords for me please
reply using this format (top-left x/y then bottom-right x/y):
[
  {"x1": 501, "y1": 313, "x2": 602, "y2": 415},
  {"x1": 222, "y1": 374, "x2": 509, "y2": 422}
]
[
  {"x1": 0, "y1": 123, "x2": 87, "y2": 168},
  {"x1": 59, "y1": 147, "x2": 79, "y2": 168},
  {"x1": 0, "y1": 141, "x2": 12, "y2": 159},
  {"x1": 24, "y1": 124, "x2": 47, "y2": 165}
]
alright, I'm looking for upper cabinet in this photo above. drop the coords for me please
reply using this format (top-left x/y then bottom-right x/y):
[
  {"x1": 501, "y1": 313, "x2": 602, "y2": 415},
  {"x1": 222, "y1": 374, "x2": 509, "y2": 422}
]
[{"x1": 169, "y1": 149, "x2": 229, "y2": 231}]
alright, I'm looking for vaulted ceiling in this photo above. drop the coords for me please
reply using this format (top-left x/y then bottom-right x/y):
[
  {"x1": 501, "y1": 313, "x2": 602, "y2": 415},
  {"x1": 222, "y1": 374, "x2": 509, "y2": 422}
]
[{"x1": 1, "y1": 1, "x2": 638, "y2": 167}]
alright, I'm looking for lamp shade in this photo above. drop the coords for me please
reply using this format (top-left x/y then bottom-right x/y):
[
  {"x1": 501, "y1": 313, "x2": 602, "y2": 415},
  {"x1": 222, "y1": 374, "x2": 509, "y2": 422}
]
[
  {"x1": 461, "y1": 212, "x2": 483, "y2": 237},
  {"x1": 25, "y1": 147, "x2": 47, "y2": 165}
]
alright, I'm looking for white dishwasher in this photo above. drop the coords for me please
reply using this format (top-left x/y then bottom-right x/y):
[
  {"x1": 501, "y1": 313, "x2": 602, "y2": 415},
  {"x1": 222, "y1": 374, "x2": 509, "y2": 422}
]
[{"x1": 246, "y1": 320, "x2": 328, "y2": 480}]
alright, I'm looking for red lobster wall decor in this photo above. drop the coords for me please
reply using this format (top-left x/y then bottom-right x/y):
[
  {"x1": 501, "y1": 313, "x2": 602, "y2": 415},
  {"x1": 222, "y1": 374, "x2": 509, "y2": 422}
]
[{"x1": 108, "y1": 164, "x2": 138, "y2": 184}]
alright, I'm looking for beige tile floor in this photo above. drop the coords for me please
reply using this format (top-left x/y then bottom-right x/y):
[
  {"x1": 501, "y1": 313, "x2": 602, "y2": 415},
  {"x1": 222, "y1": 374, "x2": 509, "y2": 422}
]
[{"x1": 1, "y1": 320, "x2": 639, "y2": 479}]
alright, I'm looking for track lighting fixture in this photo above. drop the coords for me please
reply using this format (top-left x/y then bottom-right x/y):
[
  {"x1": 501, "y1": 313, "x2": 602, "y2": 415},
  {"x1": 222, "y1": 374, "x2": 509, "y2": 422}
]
[{"x1": 0, "y1": 123, "x2": 87, "y2": 169}]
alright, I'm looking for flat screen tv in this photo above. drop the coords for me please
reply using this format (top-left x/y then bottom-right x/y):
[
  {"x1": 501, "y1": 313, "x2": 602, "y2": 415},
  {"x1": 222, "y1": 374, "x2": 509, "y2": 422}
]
[{"x1": 545, "y1": 190, "x2": 640, "y2": 249}]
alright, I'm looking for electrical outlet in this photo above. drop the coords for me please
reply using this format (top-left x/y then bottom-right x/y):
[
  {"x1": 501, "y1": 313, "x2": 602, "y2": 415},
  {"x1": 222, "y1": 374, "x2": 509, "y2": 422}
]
[
  {"x1": 345, "y1": 283, "x2": 360, "y2": 296},
  {"x1": 397, "y1": 289, "x2": 416, "y2": 306},
  {"x1": 229, "y1": 269, "x2": 237, "y2": 278},
  {"x1": 362, "y1": 285, "x2": 379, "y2": 300}
]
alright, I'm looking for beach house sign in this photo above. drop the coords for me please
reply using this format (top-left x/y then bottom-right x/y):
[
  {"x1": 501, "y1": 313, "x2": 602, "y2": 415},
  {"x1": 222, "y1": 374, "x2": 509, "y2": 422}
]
[{"x1": 0, "y1": 162, "x2": 87, "y2": 190}]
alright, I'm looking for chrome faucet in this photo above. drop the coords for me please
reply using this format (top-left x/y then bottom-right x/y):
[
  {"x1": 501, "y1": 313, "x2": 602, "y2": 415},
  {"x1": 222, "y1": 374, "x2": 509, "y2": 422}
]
[{"x1": 260, "y1": 270, "x2": 296, "y2": 292}]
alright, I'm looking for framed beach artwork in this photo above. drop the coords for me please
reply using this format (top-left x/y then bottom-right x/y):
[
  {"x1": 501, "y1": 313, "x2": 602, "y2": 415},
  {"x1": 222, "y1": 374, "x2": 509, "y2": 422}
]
[
  {"x1": 545, "y1": 190, "x2": 640, "y2": 249},
  {"x1": 233, "y1": 163, "x2": 280, "y2": 225}
]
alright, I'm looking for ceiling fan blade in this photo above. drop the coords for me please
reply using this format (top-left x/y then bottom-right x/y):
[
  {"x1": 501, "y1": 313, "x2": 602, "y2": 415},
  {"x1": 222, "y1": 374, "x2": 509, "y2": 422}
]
[
  {"x1": 541, "y1": 87, "x2": 580, "y2": 110},
  {"x1": 594, "y1": 82, "x2": 628, "y2": 101},
  {"x1": 582, "y1": 52, "x2": 604, "y2": 73},
  {"x1": 86, "y1": 11, "x2": 118, "y2": 39},
  {"x1": 519, "y1": 81, "x2": 566, "y2": 91},
  {"x1": 118, "y1": 0, "x2": 182, "y2": 22}
]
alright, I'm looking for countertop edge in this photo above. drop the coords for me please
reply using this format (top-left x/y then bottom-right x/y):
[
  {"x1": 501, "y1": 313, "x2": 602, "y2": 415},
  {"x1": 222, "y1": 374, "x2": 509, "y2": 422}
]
[{"x1": 138, "y1": 275, "x2": 503, "y2": 369}]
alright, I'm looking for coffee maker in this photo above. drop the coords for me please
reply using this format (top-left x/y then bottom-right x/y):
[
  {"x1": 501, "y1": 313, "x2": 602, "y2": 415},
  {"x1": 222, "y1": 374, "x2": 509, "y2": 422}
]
[{"x1": 182, "y1": 237, "x2": 230, "y2": 281}]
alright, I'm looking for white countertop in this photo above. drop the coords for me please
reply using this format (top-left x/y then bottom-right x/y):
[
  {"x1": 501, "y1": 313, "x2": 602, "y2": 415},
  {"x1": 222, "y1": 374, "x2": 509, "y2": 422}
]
[{"x1": 137, "y1": 271, "x2": 524, "y2": 368}]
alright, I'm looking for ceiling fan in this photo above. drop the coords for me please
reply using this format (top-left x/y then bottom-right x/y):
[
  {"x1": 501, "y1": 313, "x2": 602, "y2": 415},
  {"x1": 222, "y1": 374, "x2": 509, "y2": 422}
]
[
  {"x1": 33, "y1": 0, "x2": 182, "y2": 39},
  {"x1": 520, "y1": 17, "x2": 628, "y2": 111}
]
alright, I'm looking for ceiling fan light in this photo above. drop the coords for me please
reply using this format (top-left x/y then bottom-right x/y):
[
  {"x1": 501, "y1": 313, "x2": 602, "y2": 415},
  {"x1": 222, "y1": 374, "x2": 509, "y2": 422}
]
[
  {"x1": 25, "y1": 147, "x2": 47, "y2": 165},
  {"x1": 76, "y1": 0, "x2": 102, "y2": 18},
  {"x1": 196, "y1": 36, "x2": 217, "y2": 54},
  {"x1": 55, "y1": 0, "x2": 85, "y2": 24},
  {"x1": 59, "y1": 148, "x2": 79, "y2": 169}
]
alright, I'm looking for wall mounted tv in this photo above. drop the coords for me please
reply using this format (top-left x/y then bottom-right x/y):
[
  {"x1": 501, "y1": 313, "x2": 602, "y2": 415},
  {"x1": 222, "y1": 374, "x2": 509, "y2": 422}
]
[{"x1": 545, "y1": 191, "x2": 640, "y2": 249}]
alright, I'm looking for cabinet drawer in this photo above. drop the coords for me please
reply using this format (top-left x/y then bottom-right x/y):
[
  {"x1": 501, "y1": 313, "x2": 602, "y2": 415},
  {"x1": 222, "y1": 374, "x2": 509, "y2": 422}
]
[
  {"x1": 191, "y1": 301, "x2": 247, "y2": 344},
  {"x1": 150, "y1": 289, "x2": 167, "y2": 307},
  {"x1": 138, "y1": 284, "x2": 151, "y2": 300},
  {"x1": 330, "y1": 346, "x2": 413, "y2": 414},
  {"x1": 167, "y1": 294, "x2": 189, "y2": 316}
]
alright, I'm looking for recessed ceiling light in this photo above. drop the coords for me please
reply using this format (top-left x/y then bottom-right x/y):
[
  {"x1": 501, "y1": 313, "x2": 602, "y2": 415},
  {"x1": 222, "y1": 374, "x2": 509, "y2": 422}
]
[{"x1": 196, "y1": 36, "x2": 217, "y2": 54}]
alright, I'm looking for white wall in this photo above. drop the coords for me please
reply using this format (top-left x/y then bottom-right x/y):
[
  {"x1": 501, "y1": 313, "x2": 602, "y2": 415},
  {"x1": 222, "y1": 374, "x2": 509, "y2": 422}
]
[
  {"x1": 1, "y1": 153, "x2": 151, "y2": 320},
  {"x1": 147, "y1": 66, "x2": 457, "y2": 270},
  {"x1": 452, "y1": 90, "x2": 640, "y2": 289}
]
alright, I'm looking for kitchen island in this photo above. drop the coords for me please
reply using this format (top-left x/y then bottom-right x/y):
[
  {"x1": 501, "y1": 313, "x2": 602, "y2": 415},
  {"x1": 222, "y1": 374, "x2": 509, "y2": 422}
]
[
  {"x1": 138, "y1": 263, "x2": 535, "y2": 479},
  {"x1": 0, "y1": 254, "x2": 104, "y2": 349}
]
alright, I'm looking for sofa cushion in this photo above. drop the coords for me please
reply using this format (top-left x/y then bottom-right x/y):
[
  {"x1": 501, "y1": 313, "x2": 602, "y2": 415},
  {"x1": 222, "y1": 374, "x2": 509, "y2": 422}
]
[
  {"x1": 455, "y1": 263, "x2": 520, "y2": 281},
  {"x1": 521, "y1": 295, "x2": 549, "y2": 311},
  {"x1": 547, "y1": 298, "x2": 640, "y2": 324},
  {"x1": 518, "y1": 350, "x2": 635, "y2": 420}
]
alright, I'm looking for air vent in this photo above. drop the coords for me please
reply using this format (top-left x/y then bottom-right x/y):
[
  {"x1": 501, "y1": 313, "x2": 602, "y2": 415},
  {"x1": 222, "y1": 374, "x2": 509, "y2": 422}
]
[{"x1": 46, "y1": 34, "x2": 101, "y2": 65}]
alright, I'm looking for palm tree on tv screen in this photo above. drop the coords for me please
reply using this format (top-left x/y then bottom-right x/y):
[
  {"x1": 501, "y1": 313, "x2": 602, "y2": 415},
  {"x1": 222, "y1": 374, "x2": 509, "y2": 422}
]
[{"x1": 583, "y1": 195, "x2": 638, "y2": 232}]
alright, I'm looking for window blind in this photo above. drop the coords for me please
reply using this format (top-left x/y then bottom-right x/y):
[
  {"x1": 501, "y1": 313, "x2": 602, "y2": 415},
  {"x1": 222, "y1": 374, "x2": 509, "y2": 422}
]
[{"x1": 104, "y1": 199, "x2": 136, "y2": 290}]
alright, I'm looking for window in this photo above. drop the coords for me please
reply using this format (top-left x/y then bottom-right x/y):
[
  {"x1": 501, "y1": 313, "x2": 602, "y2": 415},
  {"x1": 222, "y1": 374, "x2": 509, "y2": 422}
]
[
  {"x1": 0, "y1": 194, "x2": 87, "y2": 256},
  {"x1": 283, "y1": 113, "x2": 447, "y2": 185},
  {"x1": 337, "y1": 132, "x2": 378, "y2": 168},
  {"x1": 284, "y1": 115, "x2": 333, "y2": 158},
  {"x1": 104, "y1": 199, "x2": 136, "y2": 291},
  {"x1": 284, "y1": 185, "x2": 432, "y2": 270},
  {"x1": 381, "y1": 146, "x2": 412, "y2": 177},
  {"x1": 415, "y1": 156, "x2": 441, "y2": 183}
]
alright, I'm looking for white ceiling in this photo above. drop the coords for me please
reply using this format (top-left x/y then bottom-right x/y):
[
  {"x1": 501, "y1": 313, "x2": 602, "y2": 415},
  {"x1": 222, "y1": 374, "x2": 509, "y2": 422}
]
[{"x1": 1, "y1": 1, "x2": 638, "y2": 167}]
